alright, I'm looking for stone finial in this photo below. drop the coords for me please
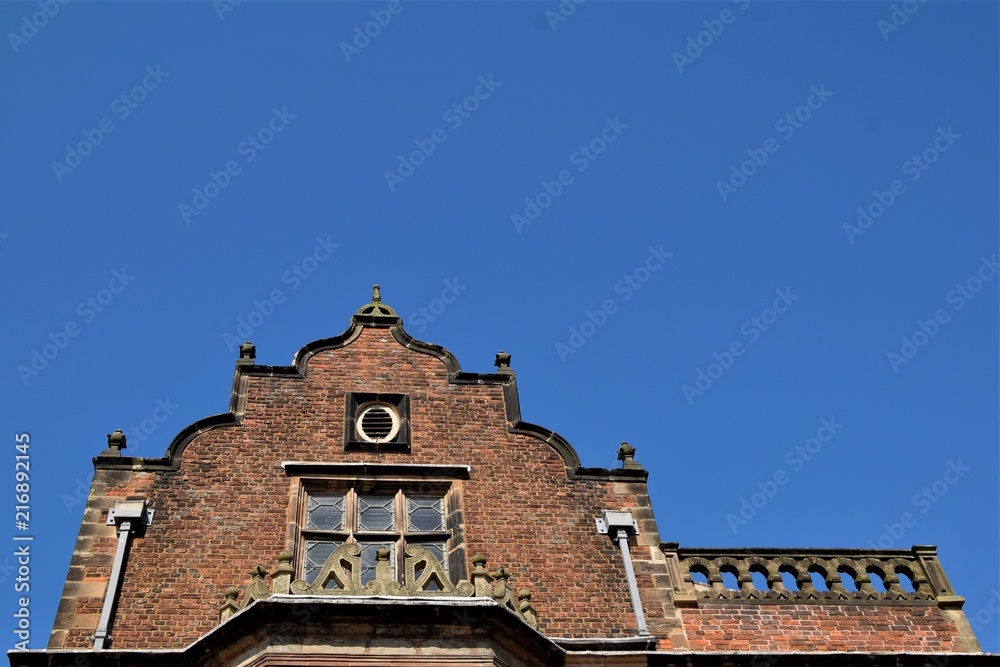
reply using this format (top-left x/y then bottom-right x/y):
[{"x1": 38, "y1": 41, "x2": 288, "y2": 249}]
[
  {"x1": 221, "y1": 547, "x2": 536, "y2": 628},
  {"x1": 238, "y1": 341, "x2": 256, "y2": 362},
  {"x1": 374, "y1": 546, "x2": 393, "y2": 583},
  {"x1": 494, "y1": 350, "x2": 513, "y2": 375},
  {"x1": 356, "y1": 284, "x2": 397, "y2": 319},
  {"x1": 617, "y1": 442, "x2": 642, "y2": 470},
  {"x1": 272, "y1": 551, "x2": 294, "y2": 595},
  {"x1": 220, "y1": 587, "x2": 240, "y2": 622},
  {"x1": 470, "y1": 555, "x2": 492, "y2": 596},
  {"x1": 241, "y1": 565, "x2": 270, "y2": 609},
  {"x1": 518, "y1": 589, "x2": 537, "y2": 626},
  {"x1": 99, "y1": 429, "x2": 127, "y2": 457},
  {"x1": 108, "y1": 429, "x2": 126, "y2": 450}
]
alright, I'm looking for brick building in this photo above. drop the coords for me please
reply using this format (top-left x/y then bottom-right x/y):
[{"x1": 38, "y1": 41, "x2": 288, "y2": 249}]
[{"x1": 9, "y1": 288, "x2": 994, "y2": 666}]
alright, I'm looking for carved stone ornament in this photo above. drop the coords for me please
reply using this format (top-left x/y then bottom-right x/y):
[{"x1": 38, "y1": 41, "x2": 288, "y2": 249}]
[{"x1": 221, "y1": 546, "x2": 536, "y2": 627}]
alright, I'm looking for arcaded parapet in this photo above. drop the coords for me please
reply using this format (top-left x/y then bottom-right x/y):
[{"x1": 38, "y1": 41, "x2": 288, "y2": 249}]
[{"x1": 662, "y1": 544, "x2": 982, "y2": 652}]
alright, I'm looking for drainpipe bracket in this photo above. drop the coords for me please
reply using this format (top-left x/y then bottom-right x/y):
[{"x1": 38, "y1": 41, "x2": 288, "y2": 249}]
[
  {"x1": 106, "y1": 502, "x2": 154, "y2": 527},
  {"x1": 595, "y1": 510, "x2": 638, "y2": 536}
]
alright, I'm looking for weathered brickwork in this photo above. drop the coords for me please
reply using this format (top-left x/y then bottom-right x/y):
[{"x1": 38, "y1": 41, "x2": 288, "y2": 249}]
[
  {"x1": 681, "y1": 603, "x2": 962, "y2": 651},
  {"x1": 41, "y1": 300, "x2": 984, "y2": 661},
  {"x1": 50, "y1": 325, "x2": 655, "y2": 649}
]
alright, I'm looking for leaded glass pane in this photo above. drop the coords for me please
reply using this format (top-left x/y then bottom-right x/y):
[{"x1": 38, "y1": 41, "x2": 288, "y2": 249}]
[
  {"x1": 304, "y1": 540, "x2": 343, "y2": 587},
  {"x1": 358, "y1": 541, "x2": 395, "y2": 585},
  {"x1": 406, "y1": 496, "x2": 444, "y2": 532},
  {"x1": 358, "y1": 495, "x2": 395, "y2": 531},
  {"x1": 306, "y1": 494, "x2": 345, "y2": 531}
]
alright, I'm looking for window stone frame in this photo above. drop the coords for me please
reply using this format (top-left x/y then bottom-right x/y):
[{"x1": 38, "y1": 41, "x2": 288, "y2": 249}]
[{"x1": 293, "y1": 476, "x2": 467, "y2": 588}]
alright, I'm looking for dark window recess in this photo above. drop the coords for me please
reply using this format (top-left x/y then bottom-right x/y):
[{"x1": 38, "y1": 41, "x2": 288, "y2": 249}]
[{"x1": 345, "y1": 393, "x2": 410, "y2": 452}]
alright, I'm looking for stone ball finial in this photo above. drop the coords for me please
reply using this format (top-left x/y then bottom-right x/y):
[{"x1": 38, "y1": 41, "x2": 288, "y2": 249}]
[
  {"x1": 278, "y1": 550, "x2": 292, "y2": 563},
  {"x1": 239, "y1": 341, "x2": 256, "y2": 360},
  {"x1": 224, "y1": 587, "x2": 238, "y2": 600},
  {"x1": 517, "y1": 589, "x2": 531, "y2": 601},
  {"x1": 617, "y1": 441, "x2": 642, "y2": 469},
  {"x1": 376, "y1": 546, "x2": 391, "y2": 561},
  {"x1": 107, "y1": 429, "x2": 126, "y2": 452},
  {"x1": 494, "y1": 350, "x2": 513, "y2": 374}
]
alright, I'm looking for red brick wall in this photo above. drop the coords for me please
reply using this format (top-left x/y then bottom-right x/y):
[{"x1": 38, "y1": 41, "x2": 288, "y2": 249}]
[
  {"x1": 46, "y1": 323, "x2": 978, "y2": 654},
  {"x1": 50, "y1": 326, "x2": 650, "y2": 649},
  {"x1": 680, "y1": 603, "x2": 963, "y2": 652}
]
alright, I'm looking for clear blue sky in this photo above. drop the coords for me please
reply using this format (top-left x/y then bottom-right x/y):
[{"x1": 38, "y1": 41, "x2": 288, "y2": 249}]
[{"x1": 2, "y1": 0, "x2": 997, "y2": 653}]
